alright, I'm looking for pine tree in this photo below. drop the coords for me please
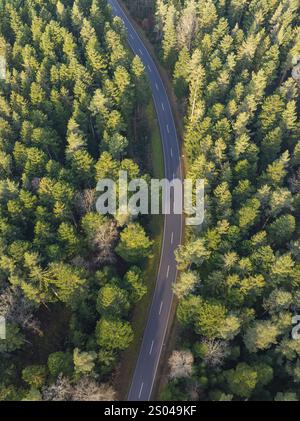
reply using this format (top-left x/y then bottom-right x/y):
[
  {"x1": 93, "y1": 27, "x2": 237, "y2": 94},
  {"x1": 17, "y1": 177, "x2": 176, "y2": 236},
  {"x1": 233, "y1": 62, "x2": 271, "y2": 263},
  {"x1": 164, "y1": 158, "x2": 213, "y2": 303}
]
[{"x1": 162, "y1": 4, "x2": 178, "y2": 68}]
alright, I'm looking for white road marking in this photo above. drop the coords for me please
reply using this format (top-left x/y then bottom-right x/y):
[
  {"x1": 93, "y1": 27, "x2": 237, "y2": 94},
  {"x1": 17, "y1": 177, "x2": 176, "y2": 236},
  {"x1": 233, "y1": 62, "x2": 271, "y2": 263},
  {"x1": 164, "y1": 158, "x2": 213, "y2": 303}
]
[
  {"x1": 171, "y1": 232, "x2": 174, "y2": 245},
  {"x1": 147, "y1": 65, "x2": 152, "y2": 72},
  {"x1": 161, "y1": 102, "x2": 165, "y2": 111},
  {"x1": 166, "y1": 124, "x2": 170, "y2": 133},
  {"x1": 155, "y1": 83, "x2": 159, "y2": 91},
  {"x1": 139, "y1": 48, "x2": 143, "y2": 56},
  {"x1": 166, "y1": 265, "x2": 170, "y2": 278},
  {"x1": 138, "y1": 382, "x2": 144, "y2": 399},
  {"x1": 130, "y1": 33, "x2": 134, "y2": 40},
  {"x1": 170, "y1": 148, "x2": 173, "y2": 158},
  {"x1": 159, "y1": 301, "x2": 163, "y2": 315},
  {"x1": 149, "y1": 340, "x2": 154, "y2": 355}
]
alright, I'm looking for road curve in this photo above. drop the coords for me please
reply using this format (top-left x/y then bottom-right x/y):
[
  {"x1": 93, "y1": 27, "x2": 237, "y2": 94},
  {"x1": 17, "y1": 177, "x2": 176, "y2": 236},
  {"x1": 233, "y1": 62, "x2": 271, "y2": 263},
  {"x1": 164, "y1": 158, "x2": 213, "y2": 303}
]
[{"x1": 108, "y1": 0, "x2": 183, "y2": 401}]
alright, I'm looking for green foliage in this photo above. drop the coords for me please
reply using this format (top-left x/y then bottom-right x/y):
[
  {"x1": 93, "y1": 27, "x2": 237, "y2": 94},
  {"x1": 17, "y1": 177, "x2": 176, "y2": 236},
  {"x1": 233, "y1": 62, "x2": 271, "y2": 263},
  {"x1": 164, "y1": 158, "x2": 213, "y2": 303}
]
[
  {"x1": 0, "y1": 324, "x2": 25, "y2": 353},
  {"x1": 194, "y1": 299, "x2": 227, "y2": 339},
  {"x1": 0, "y1": 0, "x2": 152, "y2": 396},
  {"x1": 274, "y1": 392, "x2": 298, "y2": 401},
  {"x1": 0, "y1": 384, "x2": 21, "y2": 401},
  {"x1": 267, "y1": 214, "x2": 296, "y2": 247},
  {"x1": 116, "y1": 223, "x2": 153, "y2": 262},
  {"x1": 96, "y1": 285, "x2": 130, "y2": 317},
  {"x1": 224, "y1": 362, "x2": 273, "y2": 398},
  {"x1": 160, "y1": 379, "x2": 190, "y2": 401},
  {"x1": 47, "y1": 352, "x2": 73, "y2": 378},
  {"x1": 73, "y1": 348, "x2": 97, "y2": 376},
  {"x1": 244, "y1": 321, "x2": 280, "y2": 353},
  {"x1": 173, "y1": 271, "x2": 199, "y2": 299},
  {"x1": 156, "y1": 0, "x2": 300, "y2": 401},
  {"x1": 225, "y1": 363, "x2": 258, "y2": 398},
  {"x1": 123, "y1": 266, "x2": 147, "y2": 303},
  {"x1": 22, "y1": 388, "x2": 42, "y2": 401},
  {"x1": 95, "y1": 318, "x2": 134, "y2": 351},
  {"x1": 22, "y1": 365, "x2": 47, "y2": 389}
]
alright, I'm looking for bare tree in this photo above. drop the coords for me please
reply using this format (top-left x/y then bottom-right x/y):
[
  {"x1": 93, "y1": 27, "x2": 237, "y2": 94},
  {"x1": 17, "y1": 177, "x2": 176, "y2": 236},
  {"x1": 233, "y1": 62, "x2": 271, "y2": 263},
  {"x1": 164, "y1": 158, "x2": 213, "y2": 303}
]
[
  {"x1": 168, "y1": 350, "x2": 194, "y2": 379},
  {"x1": 201, "y1": 339, "x2": 229, "y2": 367},
  {"x1": 0, "y1": 287, "x2": 42, "y2": 335},
  {"x1": 75, "y1": 189, "x2": 96, "y2": 216},
  {"x1": 42, "y1": 375, "x2": 73, "y2": 401},
  {"x1": 177, "y1": 0, "x2": 198, "y2": 51},
  {"x1": 42, "y1": 375, "x2": 116, "y2": 401},
  {"x1": 72, "y1": 377, "x2": 116, "y2": 401},
  {"x1": 91, "y1": 220, "x2": 118, "y2": 264}
]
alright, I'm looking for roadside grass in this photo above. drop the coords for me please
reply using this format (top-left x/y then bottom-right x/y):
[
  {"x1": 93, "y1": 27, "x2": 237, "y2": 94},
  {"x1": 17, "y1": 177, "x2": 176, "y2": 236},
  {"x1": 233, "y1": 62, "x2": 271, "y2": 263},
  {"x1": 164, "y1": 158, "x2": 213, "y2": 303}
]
[
  {"x1": 115, "y1": 102, "x2": 164, "y2": 400},
  {"x1": 147, "y1": 103, "x2": 164, "y2": 180}
]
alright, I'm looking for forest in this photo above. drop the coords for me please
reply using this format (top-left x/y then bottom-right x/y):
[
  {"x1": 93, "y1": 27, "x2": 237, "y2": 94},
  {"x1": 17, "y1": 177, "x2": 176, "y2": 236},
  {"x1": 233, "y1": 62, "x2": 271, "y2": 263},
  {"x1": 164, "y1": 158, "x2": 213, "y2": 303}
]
[
  {"x1": 129, "y1": 0, "x2": 300, "y2": 401},
  {"x1": 1, "y1": 0, "x2": 300, "y2": 403},
  {"x1": 0, "y1": 0, "x2": 154, "y2": 400}
]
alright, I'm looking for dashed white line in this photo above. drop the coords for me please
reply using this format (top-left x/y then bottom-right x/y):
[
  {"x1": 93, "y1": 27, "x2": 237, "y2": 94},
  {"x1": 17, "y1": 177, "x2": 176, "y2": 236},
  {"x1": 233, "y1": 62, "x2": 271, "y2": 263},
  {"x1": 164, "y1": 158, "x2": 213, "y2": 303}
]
[
  {"x1": 155, "y1": 83, "x2": 159, "y2": 91},
  {"x1": 138, "y1": 382, "x2": 144, "y2": 399},
  {"x1": 130, "y1": 33, "x2": 134, "y2": 40},
  {"x1": 171, "y1": 232, "x2": 174, "y2": 245},
  {"x1": 149, "y1": 340, "x2": 154, "y2": 355},
  {"x1": 166, "y1": 124, "x2": 170, "y2": 133},
  {"x1": 166, "y1": 265, "x2": 170, "y2": 278},
  {"x1": 161, "y1": 102, "x2": 165, "y2": 111},
  {"x1": 139, "y1": 48, "x2": 143, "y2": 56},
  {"x1": 159, "y1": 301, "x2": 164, "y2": 315},
  {"x1": 147, "y1": 65, "x2": 152, "y2": 72},
  {"x1": 170, "y1": 148, "x2": 173, "y2": 158}
]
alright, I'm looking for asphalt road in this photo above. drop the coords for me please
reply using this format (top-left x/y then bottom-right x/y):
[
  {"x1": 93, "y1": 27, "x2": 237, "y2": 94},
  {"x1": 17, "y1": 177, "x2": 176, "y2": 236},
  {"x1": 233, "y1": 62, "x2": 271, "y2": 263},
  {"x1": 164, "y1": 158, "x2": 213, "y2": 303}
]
[{"x1": 108, "y1": 0, "x2": 183, "y2": 401}]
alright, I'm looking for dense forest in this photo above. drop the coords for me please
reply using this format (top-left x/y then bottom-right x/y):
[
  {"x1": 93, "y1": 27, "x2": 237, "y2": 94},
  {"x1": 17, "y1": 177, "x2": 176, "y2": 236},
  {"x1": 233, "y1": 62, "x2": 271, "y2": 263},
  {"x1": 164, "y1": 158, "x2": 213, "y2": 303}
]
[
  {"x1": 139, "y1": 0, "x2": 300, "y2": 401},
  {"x1": 1, "y1": 0, "x2": 300, "y2": 402},
  {"x1": 0, "y1": 0, "x2": 153, "y2": 400}
]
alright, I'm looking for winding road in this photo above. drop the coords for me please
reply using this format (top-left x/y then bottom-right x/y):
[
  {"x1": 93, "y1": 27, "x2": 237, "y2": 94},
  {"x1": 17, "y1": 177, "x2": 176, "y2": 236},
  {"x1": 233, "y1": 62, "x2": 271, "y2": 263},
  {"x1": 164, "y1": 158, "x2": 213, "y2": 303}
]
[{"x1": 108, "y1": 0, "x2": 183, "y2": 401}]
